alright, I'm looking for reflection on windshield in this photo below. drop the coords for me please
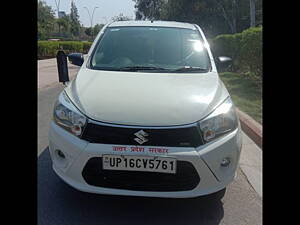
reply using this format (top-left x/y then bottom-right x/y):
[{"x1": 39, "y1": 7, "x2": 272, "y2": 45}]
[
  {"x1": 90, "y1": 26, "x2": 211, "y2": 72},
  {"x1": 192, "y1": 40, "x2": 204, "y2": 52}
]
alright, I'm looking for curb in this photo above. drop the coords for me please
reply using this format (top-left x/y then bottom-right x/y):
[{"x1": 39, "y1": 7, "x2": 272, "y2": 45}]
[{"x1": 236, "y1": 108, "x2": 262, "y2": 149}]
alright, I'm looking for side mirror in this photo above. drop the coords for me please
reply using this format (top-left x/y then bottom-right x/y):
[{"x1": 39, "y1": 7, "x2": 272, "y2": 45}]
[
  {"x1": 56, "y1": 51, "x2": 69, "y2": 84},
  {"x1": 68, "y1": 53, "x2": 84, "y2": 66},
  {"x1": 217, "y1": 56, "x2": 232, "y2": 72}
]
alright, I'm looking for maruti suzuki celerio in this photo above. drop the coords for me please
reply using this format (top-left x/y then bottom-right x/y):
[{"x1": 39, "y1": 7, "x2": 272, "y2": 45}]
[{"x1": 49, "y1": 20, "x2": 242, "y2": 199}]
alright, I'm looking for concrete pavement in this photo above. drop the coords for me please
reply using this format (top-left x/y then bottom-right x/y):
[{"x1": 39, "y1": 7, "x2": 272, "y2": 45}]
[
  {"x1": 38, "y1": 58, "x2": 80, "y2": 90},
  {"x1": 240, "y1": 133, "x2": 262, "y2": 197},
  {"x1": 38, "y1": 84, "x2": 64, "y2": 155},
  {"x1": 38, "y1": 58, "x2": 80, "y2": 155}
]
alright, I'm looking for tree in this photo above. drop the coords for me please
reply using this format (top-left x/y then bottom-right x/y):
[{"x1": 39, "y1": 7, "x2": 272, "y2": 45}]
[
  {"x1": 57, "y1": 15, "x2": 70, "y2": 32},
  {"x1": 158, "y1": 0, "x2": 230, "y2": 36},
  {"x1": 133, "y1": 0, "x2": 262, "y2": 37},
  {"x1": 93, "y1": 24, "x2": 104, "y2": 35},
  {"x1": 70, "y1": 1, "x2": 81, "y2": 37},
  {"x1": 38, "y1": 0, "x2": 55, "y2": 39},
  {"x1": 84, "y1": 24, "x2": 104, "y2": 40},
  {"x1": 213, "y1": 0, "x2": 238, "y2": 33},
  {"x1": 250, "y1": 0, "x2": 255, "y2": 27},
  {"x1": 85, "y1": 27, "x2": 92, "y2": 36},
  {"x1": 133, "y1": 0, "x2": 166, "y2": 20},
  {"x1": 255, "y1": 0, "x2": 262, "y2": 26}
]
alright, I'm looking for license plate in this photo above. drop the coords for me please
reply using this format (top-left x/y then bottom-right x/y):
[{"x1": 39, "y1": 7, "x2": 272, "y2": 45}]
[{"x1": 102, "y1": 155, "x2": 177, "y2": 174}]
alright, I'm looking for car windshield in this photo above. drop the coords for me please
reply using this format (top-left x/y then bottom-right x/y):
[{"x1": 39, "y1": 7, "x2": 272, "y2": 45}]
[{"x1": 90, "y1": 26, "x2": 211, "y2": 72}]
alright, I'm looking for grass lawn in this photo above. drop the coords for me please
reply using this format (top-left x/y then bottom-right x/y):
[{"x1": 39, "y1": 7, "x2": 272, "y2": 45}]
[{"x1": 219, "y1": 72, "x2": 262, "y2": 124}]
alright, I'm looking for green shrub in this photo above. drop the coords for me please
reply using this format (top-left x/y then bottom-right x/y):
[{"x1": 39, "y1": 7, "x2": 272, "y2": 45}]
[
  {"x1": 38, "y1": 41, "x2": 92, "y2": 60},
  {"x1": 83, "y1": 42, "x2": 92, "y2": 53},
  {"x1": 212, "y1": 34, "x2": 239, "y2": 59},
  {"x1": 38, "y1": 41, "x2": 59, "y2": 59},
  {"x1": 212, "y1": 27, "x2": 262, "y2": 83},
  {"x1": 211, "y1": 33, "x2": 243, "y2": 70},
  {"x1": 58, "y1": 41, "x2": 83, "y2": 54},
  {"x1": 239, "y1": 27, "x2": 262, "y2": 81}
]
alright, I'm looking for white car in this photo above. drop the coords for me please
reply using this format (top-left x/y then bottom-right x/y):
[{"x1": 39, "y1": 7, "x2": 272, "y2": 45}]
[{"x1": 49, "y1": 20, "x2": 242, "y2": 199}]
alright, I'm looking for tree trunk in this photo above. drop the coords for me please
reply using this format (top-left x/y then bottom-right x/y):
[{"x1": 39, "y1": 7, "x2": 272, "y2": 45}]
[
  {"x1": 232, "y1": 0, "x2": 237, "y2": 33},
  {"x1": 250, "y1": 0, "x2": 256, "y2": 27},
  {"x1": 215, "y1": 0, "x2": 234, "y2": 33}
]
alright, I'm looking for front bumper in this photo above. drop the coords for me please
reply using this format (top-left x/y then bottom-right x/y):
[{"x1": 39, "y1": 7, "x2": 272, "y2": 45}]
[{"x1": 49, "y1": 121, "x2": 242, "y2": 198}]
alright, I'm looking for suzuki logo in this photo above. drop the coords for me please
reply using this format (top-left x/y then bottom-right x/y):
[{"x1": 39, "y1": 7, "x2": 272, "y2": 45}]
[{"x1": 134, "y1": 130, "x2": 149, "y2": 144}]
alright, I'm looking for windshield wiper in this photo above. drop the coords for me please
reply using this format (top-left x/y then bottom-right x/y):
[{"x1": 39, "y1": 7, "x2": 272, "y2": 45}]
[
  {"x1": 118, "y1": 66, "x2": 169, "y2": 71},
  {"x1": 171, "y1": 66, "x2": 209, "y2": 73}
]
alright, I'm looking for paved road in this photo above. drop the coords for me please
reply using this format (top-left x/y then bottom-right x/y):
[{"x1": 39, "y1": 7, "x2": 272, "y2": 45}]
[
  {"x1": 38, "y1": 58, "x2": 79, "y2": 90},
  {"x1": 38, "y1": 59, "x2": 262, "y2": 225},
  {"x1": 37, "y1": 60, "x2": 79, "y2": 155}
]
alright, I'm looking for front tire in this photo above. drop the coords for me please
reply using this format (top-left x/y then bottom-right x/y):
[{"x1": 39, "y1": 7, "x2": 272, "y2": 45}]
[{"x1": 209, "y1": 188, "x2": 226, "y2": 200}]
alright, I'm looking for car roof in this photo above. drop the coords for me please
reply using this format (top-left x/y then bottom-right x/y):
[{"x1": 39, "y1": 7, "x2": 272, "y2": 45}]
[{"x1": 108, "y1": 20, "x2": 197, "y2": 30}]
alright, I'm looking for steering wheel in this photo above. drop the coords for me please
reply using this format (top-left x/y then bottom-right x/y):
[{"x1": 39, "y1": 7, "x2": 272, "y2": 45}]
[{"x1": 176, "y1": 51, "x2": 195, "y2": 65}]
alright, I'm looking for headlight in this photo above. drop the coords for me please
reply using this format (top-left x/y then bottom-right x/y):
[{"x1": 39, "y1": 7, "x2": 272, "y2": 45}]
[
  {"x1": 53, "y1": 92, "x2": 87, "y2": 137},
  {"x1": 198, "y1": 97, "x2": 238, "y2": 143}
]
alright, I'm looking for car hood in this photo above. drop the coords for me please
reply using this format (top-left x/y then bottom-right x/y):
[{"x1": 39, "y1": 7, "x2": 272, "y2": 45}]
[{"x1": 64, "y1": 68, "x2": 229, "y2": 126}]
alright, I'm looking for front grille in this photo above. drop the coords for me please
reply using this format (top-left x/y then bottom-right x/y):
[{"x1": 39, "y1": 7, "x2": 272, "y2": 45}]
[
  {"x1": 82, "y1": 157, "x2": 200, "y2": 192},
  {"x1": 81, "y1": 121, "x2": 204, "y2": 147}
]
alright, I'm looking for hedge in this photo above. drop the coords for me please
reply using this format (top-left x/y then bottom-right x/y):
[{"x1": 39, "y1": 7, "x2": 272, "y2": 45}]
[
  {"x1": 38, "y1": 41, "x2": 92, "y2": 60},
  {"x1": 211, "y1": 27, "x2": 262, "y2": 83}
]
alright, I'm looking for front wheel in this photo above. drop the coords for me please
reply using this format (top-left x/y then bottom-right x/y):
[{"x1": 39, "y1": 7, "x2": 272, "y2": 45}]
[
  {"x1": 209, "y1": 188, "x2": 226, "y2": 199},
  {"x1": 202, "y1": 188, "x2": 226, "y2": 201}
]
